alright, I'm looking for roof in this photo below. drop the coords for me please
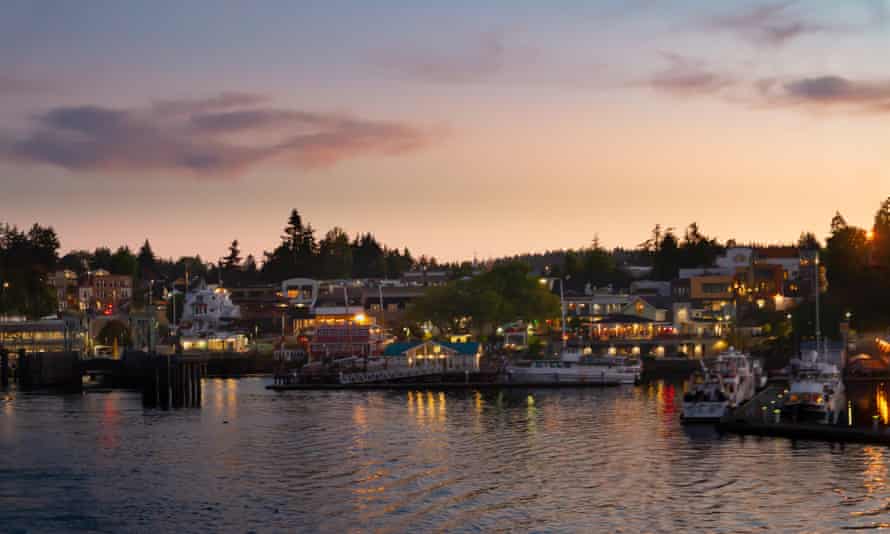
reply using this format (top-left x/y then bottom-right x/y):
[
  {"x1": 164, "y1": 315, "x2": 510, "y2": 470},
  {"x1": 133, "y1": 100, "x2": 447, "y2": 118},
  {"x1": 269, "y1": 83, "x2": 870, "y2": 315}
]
[
  {"x1": 637, "y1": 295, "x2": 674, "y2": 310},
  {"x1": 594, "y1": 314, "x2": 657, "y2": 325},
  {"x1": 383, "y1": 341, "x2": 422, "y2": 356},
  {"x1": 383, "y1": 340, "x2": 481, "y2": 356}
]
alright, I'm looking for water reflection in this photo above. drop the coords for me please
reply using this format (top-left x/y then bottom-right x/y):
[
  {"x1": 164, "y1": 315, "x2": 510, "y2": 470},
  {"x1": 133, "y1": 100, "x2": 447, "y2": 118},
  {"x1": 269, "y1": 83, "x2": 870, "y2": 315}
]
[{"x1": 4, "y1": 380, "x2": 890, "y2": 531}]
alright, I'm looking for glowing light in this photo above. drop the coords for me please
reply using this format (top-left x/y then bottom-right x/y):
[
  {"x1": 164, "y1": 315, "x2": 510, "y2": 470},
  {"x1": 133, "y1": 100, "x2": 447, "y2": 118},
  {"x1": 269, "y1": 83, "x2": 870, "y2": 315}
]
[
  {"x1": 867, "y1": 230, "x2": 875, "y2": 241},
  {"x1": 353, "y1": 313, "x2": 366, "y2": 323}
]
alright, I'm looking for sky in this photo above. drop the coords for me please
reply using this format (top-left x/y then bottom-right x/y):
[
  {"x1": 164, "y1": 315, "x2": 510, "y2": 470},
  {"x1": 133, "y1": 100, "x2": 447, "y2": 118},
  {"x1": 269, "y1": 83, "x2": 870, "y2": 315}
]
[{"x1": 1, "y1": 0, "x2": 889, "y2": 263}]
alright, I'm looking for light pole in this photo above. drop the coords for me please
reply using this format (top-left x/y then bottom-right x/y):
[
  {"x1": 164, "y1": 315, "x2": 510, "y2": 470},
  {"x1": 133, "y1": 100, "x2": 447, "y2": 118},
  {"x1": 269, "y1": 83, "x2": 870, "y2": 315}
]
[
  {"x1": 540, "y1": 277, "x2": 566, "y2": 352},
  {"x1": 1, "y1": 281, "x2": 8, "y2": 321}
]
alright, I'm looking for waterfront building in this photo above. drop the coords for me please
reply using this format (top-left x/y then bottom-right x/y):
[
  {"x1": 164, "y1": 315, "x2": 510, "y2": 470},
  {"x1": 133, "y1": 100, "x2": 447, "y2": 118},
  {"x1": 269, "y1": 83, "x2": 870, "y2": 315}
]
[
  {"x1": 180, "y1": 281, "x2": 240, "y2": 335},
  {"x1": 228, "y1": 284, "x2": 288, "y2": 333},
  {"x1": 383, "y1": 340, "x2": 481, "y2": 371},
  {"x1": 0, "y1": 317, "x2": 85, "y2": 355},
  {"x1": 180, "y1": 333, "x2": 249, "y2": 353},
  {"x1": 308, "y1": 323, "x2": 386, "y2": 361}
]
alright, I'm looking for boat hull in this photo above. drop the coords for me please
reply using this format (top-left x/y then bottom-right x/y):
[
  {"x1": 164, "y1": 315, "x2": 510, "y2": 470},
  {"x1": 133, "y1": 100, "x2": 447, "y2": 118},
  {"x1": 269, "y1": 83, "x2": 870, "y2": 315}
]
[
  {"x1": 506, "y1": 367, "x2": 623, "y2": 385},
  {"x1": 681, "y1": 401, "x2": 729, "y2": 423}
]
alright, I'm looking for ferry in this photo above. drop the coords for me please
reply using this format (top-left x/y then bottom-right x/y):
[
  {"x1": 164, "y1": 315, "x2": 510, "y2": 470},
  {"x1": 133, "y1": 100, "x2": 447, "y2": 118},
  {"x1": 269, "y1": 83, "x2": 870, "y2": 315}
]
[
  {"x1": 560, "y1": 349, "x2": 642, "y2": 384},
  {"x1": 505, "y1": 360, "x2": 625, "y2": 385},
  {"x1": 681, "y1": 369, "x2": 730, "y2": 423},
  {"x1": 782, "y1": 350, "x2": 844, "y2": 423}
]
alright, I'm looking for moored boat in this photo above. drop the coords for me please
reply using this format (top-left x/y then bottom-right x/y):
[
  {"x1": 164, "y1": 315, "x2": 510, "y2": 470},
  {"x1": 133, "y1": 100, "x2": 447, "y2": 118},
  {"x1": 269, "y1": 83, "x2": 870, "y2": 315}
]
[
  {"x1": 682, "y1": 370, "x2": 730, "y2": 423},
  {"x1": 782, "y1": 350, "x2": 844, "y2": 423},
  {"x1": 712, "y1": 348, "x2": 757, "y2": 408},
  {"x1": 505, "y1": 360, "x2": 624, "y2": 385}
]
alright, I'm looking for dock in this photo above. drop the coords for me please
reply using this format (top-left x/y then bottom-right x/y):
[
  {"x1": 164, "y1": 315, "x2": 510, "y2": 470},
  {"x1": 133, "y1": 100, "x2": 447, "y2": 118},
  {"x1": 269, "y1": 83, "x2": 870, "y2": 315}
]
[
  {"x1": 267, "y1": 381, "x2": 622, "y2": 391},
  {"x1": 717, "y1": 382, "x2": 890, "y2": 445}
]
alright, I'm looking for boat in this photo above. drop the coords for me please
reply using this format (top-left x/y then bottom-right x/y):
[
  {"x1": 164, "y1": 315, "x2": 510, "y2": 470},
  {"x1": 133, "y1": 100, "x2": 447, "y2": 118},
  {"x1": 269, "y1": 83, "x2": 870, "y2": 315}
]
[
  {"x1": 782, "y1": 350, "x2": 844, "y2": 423},
  {"x1": 711, "y1": 348, "x2": 757, "y2": 408},
  {"x1": 505, "y1": 360, "x2": 624, "y2": 385},
  {"x1": 681, "y1": 369, "x2": 730, "y2": 423},
  {"x1": 560, "y1": 349, "x2": 642, "y2": 384}
]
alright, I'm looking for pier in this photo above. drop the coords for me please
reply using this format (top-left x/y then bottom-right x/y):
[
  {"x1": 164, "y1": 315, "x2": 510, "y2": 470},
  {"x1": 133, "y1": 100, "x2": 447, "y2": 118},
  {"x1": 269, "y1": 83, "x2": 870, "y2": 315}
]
[{"x1": 717, "y1": 379, "x2": 890, "y2": 445}]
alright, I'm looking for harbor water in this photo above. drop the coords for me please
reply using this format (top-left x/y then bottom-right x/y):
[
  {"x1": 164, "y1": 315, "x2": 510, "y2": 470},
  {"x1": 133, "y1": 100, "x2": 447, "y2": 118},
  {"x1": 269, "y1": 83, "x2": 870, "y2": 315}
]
[{"x1": 4, "y1": 378, "x2": 890, "y2": 532}]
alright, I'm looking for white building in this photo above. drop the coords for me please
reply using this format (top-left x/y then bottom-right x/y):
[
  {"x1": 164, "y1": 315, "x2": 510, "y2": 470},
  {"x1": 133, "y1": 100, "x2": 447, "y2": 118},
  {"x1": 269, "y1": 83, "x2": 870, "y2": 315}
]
[{"x1": 180, "y1": 282, "x2": 240, "y2": 335}]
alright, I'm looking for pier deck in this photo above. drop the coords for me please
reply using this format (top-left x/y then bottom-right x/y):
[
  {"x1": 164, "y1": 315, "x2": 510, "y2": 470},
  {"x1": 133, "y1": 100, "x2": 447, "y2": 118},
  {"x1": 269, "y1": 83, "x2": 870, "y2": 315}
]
[{"x1": 717, "y1": 382, "x2": 890, "y2": 445}]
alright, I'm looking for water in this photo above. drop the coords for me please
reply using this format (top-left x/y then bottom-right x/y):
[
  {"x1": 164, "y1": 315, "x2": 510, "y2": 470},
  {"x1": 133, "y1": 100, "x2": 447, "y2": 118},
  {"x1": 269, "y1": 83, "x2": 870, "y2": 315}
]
[{"x1": 3, "y1": 379, "x2": 890, "y2": 532}]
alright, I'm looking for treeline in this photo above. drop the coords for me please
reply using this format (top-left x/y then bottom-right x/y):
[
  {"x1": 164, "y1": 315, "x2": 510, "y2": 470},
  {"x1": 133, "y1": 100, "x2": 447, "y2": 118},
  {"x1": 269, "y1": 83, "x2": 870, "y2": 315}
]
[
  {"x1": 501, "y1": 223, "x2": 727, "y2": 291},
  {"x1": 822, "y1": 198, "x2": 890, "y2": 333},
  {"x1": 257, "y1": 209, "x2": 416, "y2": 283},
  {"x1": 0, "y1": 223, "x2": 60, "y2": 317},
  {"x1": 9, "y1": 208, "x2": 422, "y2": 304}
]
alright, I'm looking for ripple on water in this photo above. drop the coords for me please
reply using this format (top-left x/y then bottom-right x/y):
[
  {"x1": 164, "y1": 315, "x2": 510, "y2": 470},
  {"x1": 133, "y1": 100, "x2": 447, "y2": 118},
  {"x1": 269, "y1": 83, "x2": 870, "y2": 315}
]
[{"x1": 2, "y1": 379, "x2": 890, "y2": 532}]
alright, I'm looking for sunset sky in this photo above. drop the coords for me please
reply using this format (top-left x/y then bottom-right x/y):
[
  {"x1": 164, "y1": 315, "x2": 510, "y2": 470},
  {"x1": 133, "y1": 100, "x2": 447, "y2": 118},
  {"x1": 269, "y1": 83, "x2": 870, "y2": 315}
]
[{"x1": 2, "y1": 1, "x2": 888, "y2": 263}]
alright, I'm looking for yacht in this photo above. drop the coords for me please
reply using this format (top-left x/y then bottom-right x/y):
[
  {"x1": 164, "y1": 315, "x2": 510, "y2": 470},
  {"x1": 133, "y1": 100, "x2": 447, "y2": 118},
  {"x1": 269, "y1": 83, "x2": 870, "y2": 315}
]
[
  {"x1": 681, "y1": 369, "x2": 730, "y2": 423},
  {"x1": 782, "y1": 350, "x2": 844, "y2": 423},
  {"x1": 506, "y1": 360, "x2": 624, "y2": 385},
  {"x1": 711, "y1": 348, "x2": 757, "y2": 408}
]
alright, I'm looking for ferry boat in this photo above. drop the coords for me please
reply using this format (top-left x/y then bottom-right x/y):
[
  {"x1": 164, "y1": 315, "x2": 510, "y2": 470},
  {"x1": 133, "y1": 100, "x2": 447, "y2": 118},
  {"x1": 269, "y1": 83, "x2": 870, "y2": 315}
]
[
  {"x1": 505, "y1": 360, "x2": 624, "y2": 385},
  {"x1": 711, "y1": 348, "x2": 758, "y2": 408},
  {"x1": 560, "y1": 349, "x2": 642, "y2": 384},
  {"x1": 681, "y1": 369, "x2": 730, "y2": 423},
  {"x1": 782, "y1": 350, "x2": 844, "y2": 423}
]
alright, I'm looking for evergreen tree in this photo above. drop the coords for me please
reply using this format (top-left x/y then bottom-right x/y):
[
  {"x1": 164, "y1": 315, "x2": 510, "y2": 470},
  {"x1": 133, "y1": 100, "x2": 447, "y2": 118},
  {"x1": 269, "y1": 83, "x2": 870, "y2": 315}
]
[
  {"x1": 137, "y1": 239, "x2": 157, "y2": 279},
  {"x1": 222, "y1": 239, "x2": 242, "y2": 270}
]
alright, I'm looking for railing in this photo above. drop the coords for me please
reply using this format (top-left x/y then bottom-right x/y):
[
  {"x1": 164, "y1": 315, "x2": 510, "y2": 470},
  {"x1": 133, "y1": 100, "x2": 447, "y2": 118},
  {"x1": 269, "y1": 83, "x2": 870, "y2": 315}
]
[{"x1": 339, "y1": 367, "x2": 437, "y2": 384}]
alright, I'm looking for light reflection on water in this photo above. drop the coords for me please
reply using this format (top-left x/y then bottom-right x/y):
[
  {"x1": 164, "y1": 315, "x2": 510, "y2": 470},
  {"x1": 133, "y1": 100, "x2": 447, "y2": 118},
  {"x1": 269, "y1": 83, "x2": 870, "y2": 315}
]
[{"x1": 3, "y1": 378, "x2": 890, "y2": 531}]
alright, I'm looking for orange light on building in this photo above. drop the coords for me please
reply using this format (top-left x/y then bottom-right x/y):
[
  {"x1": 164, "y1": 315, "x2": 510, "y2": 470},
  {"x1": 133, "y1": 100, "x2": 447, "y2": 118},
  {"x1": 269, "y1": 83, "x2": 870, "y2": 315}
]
[{"x1": 867, "y1": 230, "x2": 875, "y2": 241}]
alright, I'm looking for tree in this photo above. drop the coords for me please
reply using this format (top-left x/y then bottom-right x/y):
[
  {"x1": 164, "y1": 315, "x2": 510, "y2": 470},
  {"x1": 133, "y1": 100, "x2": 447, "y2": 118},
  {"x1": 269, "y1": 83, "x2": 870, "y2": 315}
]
[
  {"x1": 798, "y1": 232, "x2": 820, "y2": 251},
  {"x1": 0, "y1": 223, "x2": 59, "y2": 318},
  {"x1": 110, "y1": 246, "x2": 138, "y2": 277},
  {"x1": 92, "y1": 247, "x2": 113, "y2": 271},
  {"x1": 137, "y1": 239, "x2": 157, "y2": 278},
  {"x1": 408, "y1": 261, "x2": 560, "y2": 339},
  {"x1": 222, "y1": 239, "x2": 242, "y2": 270},
  {"x1": 652, "y1": 231, "x2": 680, "y2": 280},
  {"x1": 319, "y1": 227, "x2": 352, "y2": 279}
]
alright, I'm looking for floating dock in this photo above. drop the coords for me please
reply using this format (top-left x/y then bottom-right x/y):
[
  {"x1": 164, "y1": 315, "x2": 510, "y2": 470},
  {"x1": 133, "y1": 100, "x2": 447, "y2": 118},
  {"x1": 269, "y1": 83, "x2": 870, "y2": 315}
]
[{"x1": 717, "y1": 382, "x2": 890, "y2": 445}]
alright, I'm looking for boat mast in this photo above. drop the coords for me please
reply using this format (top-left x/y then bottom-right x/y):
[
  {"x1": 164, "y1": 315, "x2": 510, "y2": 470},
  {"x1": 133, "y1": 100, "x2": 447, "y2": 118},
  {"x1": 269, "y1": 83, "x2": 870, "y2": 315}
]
[{"x1": 814, "y1": 253, "x2": 821, "y2": 356}]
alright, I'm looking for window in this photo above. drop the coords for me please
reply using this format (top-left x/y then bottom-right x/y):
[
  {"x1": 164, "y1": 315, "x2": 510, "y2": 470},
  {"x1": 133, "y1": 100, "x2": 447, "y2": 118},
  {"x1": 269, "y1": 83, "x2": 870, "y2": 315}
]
[{"x1": 702, "y1": 283, "x2": 729, "y2": 294}]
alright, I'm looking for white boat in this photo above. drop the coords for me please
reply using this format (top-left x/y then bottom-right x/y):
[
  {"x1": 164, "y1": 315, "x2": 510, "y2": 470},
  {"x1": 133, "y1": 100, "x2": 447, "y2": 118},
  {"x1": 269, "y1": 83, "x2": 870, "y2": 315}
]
[
  {"x1": 712, "y1": 348, "x2": 757, "y2": 408},
  {"x1": 783, "y1": 350, "x2": 844, "y2": 423},
  {"x1": 506, "y1": 360, "x2": 624, "y2": 385},
  {"x1": 560, "y1": 349, "x2": 641, "y2": 385},
  {"x1": 682, "y1": 370, "x2": 730, "y2": 423}
]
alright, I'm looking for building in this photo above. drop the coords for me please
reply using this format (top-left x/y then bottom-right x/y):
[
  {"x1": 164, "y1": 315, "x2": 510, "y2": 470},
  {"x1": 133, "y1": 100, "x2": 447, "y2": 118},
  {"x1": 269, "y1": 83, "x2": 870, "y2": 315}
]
[
  {"x1": 48, "y1": 270, "x2": 79, "y2": 311},
  {"x1": 308, "y1": 324, "x2": 386, "y2": 361},
  {"x1": 383, "y1": 340, "x2": 481, "y2": 371},
  {"x1": 180, "y1": 282, "x2": 240, "y2": 335},
  {"x1": 228, "y1": 284, "x2": 288, "y2": 333},
  {"x1": 0, "y1": 317, "x2": 86, "y2": 354},
  {"x1": 362, "y1": 286, "x2": 425, "y2": 328},
  {"x1": 78, "y1": 270, "x2": 133, "y2": 314},
  {"x1": 401, "y1": 270, "x2": 449, "y2": 287}
]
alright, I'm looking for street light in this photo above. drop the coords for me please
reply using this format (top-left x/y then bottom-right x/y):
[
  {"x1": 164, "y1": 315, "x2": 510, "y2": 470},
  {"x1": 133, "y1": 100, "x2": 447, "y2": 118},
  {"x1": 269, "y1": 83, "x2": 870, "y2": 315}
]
[
  {"x1": 540, "y1": 276, "x2": 566, "y2": 351},
  {"x1": 0, "y1": 281, "x2": 8, "y2": 321}
]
